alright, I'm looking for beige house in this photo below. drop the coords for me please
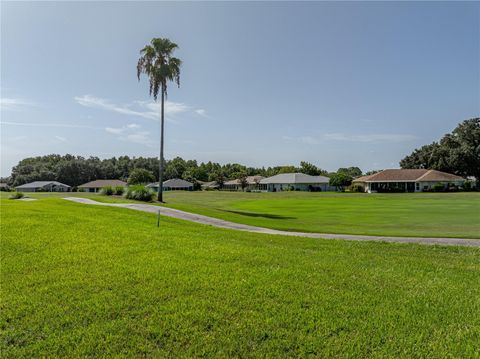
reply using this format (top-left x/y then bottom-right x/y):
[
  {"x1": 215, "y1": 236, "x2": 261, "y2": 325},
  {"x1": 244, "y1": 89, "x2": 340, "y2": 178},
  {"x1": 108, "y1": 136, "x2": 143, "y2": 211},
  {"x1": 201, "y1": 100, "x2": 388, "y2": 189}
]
[
  {"x1": 222, "y1": 176, "x2": 265, "y2": 191},
  {"x1": 78, "y1": 179, "x2": 127, "y2": 193},
  {"x1": 353, "y1": 169, "x2": 465, "y2": 193}
]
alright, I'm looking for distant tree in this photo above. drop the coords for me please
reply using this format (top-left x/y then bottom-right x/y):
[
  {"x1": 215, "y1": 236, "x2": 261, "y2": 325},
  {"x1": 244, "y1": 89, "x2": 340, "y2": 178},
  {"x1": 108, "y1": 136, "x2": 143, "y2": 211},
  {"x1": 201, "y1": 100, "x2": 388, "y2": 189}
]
[
  {"x1": 210, "y1": 170, "x2": 226, "y2": 188},
  {"x1": 364, "y1": 169, "x2": 382, "y2": 176},
  {"x1": 400, "y1": 118, "x2": 480, "y2": 182},
  {"x1": 128, "y1": 168, "x2": 155, "y2": 185},
  {"x1": 329, "y1": 172, "x2": 353, "y2": 191},
  {"x1": 137, "y1": 37, "x2": 182, "y2": 202},
  {"x1": 337, "y1": 167, "x2": 362, "y2": 178},
  {"x1": 236, "y1": 172, "x2": 248, "y2": 191},
  {"x1": 277, "y1": 166, "x2": 298, "y2": 174}
]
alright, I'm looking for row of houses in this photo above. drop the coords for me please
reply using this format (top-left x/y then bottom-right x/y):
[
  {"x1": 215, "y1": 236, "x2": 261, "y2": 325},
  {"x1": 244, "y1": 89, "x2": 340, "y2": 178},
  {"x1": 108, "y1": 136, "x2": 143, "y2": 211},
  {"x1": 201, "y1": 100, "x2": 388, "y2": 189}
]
[{"x1": 8, "y1": 169, "x2": 466, "y2": 193}]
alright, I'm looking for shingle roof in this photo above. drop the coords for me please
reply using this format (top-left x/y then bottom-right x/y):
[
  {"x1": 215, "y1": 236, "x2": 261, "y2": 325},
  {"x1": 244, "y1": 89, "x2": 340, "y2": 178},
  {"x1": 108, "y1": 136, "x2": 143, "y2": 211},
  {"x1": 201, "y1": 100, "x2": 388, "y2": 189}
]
[
  {"x1": 224, "y1": 176, "x2": 265, "y2": 185},
  {"x1": 416, "y1": 169, "x2": 464, "y2": 182},
  {"x1": 260, "y1": 173, "x2": 330, "y2": 184},
  {"x1": 15, "y1": 181, "x2": 70, "y2": 189},
  {"x1": 147, "y1": 178, "x2": 193, "y2": 188},
  {"x1": 78, "y1": 179, "x2": 127, "y2": 188},
  {"x1": 353, "y1": 169, "x2": 464, "y2": 182}
]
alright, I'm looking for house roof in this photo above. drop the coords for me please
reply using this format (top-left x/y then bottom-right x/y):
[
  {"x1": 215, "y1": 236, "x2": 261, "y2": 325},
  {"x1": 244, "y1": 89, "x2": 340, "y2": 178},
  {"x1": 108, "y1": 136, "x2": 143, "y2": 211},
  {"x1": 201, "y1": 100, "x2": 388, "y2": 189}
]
[
  {"x1": 15, "y1": 181, "x2": 70, "y2": 189},
  {"x1": 352, "y1": 169, "x2": 464, "y2": 183},
  {"x1": 147, "y1": 178, "x2": 193, "y2": 188},
  {"x1": 201, "y1": 181, "x2": 219, "y2": 188},
  {"x1": 224, "y1": 176, "x2": 265, "y2": 185},
  {"x1": 260, "y1": 173, "x2": 330, "y2": 184},
  {"x1": 78, "y1": 179, "x2": 127, "y2": 188},
  {"x1": 0, "y1": 183, "x2": 9, "y2": 188}
]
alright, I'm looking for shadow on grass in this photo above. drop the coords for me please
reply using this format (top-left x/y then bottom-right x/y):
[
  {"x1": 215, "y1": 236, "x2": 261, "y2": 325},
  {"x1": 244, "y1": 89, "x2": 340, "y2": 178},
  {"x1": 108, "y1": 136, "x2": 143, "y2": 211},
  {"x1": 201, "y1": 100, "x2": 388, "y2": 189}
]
[{"x1": 221, "y1": 209, "x2": 296, "y2": 220}]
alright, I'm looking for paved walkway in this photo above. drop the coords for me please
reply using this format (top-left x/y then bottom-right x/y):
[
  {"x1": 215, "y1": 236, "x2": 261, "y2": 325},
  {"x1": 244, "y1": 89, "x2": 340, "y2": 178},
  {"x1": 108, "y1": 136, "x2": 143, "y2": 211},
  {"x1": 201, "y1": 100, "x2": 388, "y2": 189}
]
[{"x1": 64, "y1": 197, "x2": 480, "y2": 247}]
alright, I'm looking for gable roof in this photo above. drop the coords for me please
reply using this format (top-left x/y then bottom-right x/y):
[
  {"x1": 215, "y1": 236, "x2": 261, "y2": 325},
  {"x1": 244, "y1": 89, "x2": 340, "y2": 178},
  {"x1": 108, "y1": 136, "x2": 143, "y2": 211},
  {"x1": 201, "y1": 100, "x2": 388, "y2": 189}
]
[
  {"x1": 260, "y1": 173, "x2": 330, "y2": 184},
  {"x1": 15, "y1": 181, "x2": 70, "y2": 189},
  {"x1": 147, "y1": 178, "x2": 193, "y2": 188},
  {"x1": 224, "y1": 176, "x2": 265, "y2": 185},
  {"x1": 353, "y1": 169, "x2": 464, "y2": 183},
  {"x1": 78, "y1": 179, "x2": 127, "y2": 188}
]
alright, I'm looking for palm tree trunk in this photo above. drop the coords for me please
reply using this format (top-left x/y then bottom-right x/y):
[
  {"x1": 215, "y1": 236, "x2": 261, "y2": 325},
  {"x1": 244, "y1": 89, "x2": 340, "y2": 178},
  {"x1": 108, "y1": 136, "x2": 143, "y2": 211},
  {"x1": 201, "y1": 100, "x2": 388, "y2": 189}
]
[{"x1": 158, "y1": 86, "x2": 165, "y2": 202}]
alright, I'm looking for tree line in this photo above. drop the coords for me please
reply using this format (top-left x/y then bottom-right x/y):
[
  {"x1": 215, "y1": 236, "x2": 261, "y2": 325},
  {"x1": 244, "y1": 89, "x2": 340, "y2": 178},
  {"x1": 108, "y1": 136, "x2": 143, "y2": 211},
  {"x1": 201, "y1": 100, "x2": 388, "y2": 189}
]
[
  {"x1": 400, "y1": 118, "x2": 480, "y2": 182},
  {"x1": 4, "y1": 154, "x2": 363, "y2": 188}
]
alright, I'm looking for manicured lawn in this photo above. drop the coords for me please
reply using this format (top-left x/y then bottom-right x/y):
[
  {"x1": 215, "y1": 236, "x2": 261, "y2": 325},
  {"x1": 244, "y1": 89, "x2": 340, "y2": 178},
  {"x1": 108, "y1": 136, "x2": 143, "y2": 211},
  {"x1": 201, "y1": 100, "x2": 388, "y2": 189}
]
[
  {"x1": 1, "y1": 197, "x2": 480, "y2": 357},
  {"x1": 157, "y1": 191, "x2": 480, "y2": 238},
  {"x1": 2, "y1": 191, "x2": 479, "y2": 238}
]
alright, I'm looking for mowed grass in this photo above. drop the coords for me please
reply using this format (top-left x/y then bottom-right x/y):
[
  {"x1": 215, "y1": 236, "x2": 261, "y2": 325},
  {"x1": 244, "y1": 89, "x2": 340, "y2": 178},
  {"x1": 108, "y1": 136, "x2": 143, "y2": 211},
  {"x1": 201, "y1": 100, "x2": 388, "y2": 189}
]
[
  {"x1": 158, "y1": 191, "x2": 480, "y2": 238},
  {"x1": 1, "y1": 198, "x2": 480, "y2": 357}
]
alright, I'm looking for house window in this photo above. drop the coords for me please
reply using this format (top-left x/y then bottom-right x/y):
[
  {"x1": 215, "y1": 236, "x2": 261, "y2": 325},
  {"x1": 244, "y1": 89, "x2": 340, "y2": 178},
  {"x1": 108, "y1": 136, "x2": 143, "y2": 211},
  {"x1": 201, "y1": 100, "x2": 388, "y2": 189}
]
[{"x1": 415, "y1": 183, "x2": 419, "y2": 191}]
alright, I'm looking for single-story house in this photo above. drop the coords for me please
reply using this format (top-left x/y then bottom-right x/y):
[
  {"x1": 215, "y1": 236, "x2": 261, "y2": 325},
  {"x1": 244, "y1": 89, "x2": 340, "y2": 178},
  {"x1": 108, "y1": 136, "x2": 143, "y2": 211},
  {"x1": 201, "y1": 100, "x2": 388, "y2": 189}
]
[
  {"x1": 259, "y1": 173, "x2": 335, "y2": 192},
  {"x1": 78, "y1": 179, "x2": 127, "y2": 193},
  {"x1": 15, "y1": 181, "x2": 71, "y2": 192},
  {"x1": 352, "y1": 169, "x2": 465, "y2": 193},
  {"x1": 222, "y1": 176, "x2": 265, "y2": 191},
  {"x1": 147, "y1": 178, "x2": 194, "y2": 192}
]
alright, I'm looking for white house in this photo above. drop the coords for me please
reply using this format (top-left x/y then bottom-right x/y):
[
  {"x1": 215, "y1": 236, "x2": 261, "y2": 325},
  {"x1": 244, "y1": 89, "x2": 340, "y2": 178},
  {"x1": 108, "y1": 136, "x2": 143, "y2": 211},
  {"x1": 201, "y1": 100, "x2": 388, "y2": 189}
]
[
  {"x1": 352, "y1": 169, "x2": 465, "y2": 193},
  {"x1": 15, "y1": 181, "x2": 71, "y2": 192},
  {"x1": 259, "y1": 173, "x2": 334, "y2": 192},
  {"x1": 147, "y1": 178, "x2": 194, "y2": 191}
]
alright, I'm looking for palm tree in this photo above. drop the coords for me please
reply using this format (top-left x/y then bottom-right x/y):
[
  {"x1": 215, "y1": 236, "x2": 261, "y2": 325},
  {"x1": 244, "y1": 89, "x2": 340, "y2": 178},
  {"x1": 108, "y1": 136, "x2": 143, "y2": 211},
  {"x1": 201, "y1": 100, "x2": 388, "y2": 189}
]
[{"x1": 137, "y1": 38, "x2": 181, "y2": 202}]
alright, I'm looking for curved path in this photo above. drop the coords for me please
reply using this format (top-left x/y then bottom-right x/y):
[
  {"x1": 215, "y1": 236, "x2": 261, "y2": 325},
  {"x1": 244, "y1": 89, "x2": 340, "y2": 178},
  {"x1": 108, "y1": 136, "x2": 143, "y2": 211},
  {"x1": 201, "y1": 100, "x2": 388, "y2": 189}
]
[{"x1": 64, "y1": 197, "x2": 480, "y2": 247}]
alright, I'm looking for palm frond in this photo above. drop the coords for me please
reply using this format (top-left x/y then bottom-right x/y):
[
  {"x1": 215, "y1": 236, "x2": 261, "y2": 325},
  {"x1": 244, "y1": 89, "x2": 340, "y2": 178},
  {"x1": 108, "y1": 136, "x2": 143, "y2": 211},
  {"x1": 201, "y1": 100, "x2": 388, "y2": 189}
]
[{"x1": 137, "y1": 38, "x2": 181, "y2": 101}]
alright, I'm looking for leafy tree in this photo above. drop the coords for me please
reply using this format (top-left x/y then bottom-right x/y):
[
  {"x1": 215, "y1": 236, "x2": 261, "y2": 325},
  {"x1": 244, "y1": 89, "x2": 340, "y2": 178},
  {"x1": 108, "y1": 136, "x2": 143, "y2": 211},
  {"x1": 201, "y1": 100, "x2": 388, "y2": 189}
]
[
  {"x1": 400, "y1": 118, "x2": 480, "y2": 182},
  {"x1": 337, "y1": 167, "x2": 362, "y2": 178},
  {"x1": 329, "y1": 172, "x2": 353, "y2": 191},
  {"x1": 277, "y1": 166, "x2": 298, "y2": 174},
  {"x1": 299, "y1": 161, "x2": 329, "y2": 176},
  {"x1": 137, "y1": 37, "x2": 182, "y2": 202},
  {"x1": 128, "y1": 168, "x2": 155, "y2": 185}
]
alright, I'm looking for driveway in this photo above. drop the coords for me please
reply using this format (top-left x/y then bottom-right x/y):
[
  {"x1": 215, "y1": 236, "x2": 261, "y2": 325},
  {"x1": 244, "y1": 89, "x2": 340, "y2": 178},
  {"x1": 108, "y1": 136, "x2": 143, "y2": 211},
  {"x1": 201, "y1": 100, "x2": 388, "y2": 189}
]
[{"x1": 64, "y1": 197, "x2": 480, "y2": 247}]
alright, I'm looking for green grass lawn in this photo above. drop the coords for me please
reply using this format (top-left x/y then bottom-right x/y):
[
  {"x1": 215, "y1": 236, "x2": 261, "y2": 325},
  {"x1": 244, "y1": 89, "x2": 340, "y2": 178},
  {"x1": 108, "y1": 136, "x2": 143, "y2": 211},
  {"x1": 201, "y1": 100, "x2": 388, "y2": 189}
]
[
  {"x1": 2, "y1": 191, "x2": 479, "y2": 238},
  {"x1": 157, "y1": 191, "x2": 480, "y2": 238},
  {"x1": 1, "y1": 197, "x2": 480, "y2": 357}
]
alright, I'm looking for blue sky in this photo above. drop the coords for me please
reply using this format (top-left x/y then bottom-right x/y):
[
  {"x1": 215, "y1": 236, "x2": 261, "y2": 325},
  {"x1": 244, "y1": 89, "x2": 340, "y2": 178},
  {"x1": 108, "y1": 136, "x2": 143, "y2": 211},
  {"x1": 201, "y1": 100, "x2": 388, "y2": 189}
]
[{"x1": 1, "y1": 1, "x2": 479, "y2": 176}]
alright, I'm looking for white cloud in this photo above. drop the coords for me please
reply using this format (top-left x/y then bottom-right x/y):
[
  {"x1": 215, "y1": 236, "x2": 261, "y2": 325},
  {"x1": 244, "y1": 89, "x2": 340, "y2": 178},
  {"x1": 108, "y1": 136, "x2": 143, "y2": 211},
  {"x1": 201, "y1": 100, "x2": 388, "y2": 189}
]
[
  {"x1": 76, "y1": 95, "x2": 199, "y2": 123},
  {"x1": 195, "y1": 109, "x2": 208, "y2": 117},
  {"x1": 54, "y1": 136, "x2": 67, "y2": 142},
  {"x1": 104, "y1": 124, "x2": 154, "y2": 147},
  {"x1": 0, "y1": 98, "x2": 35, "y2": 111}
]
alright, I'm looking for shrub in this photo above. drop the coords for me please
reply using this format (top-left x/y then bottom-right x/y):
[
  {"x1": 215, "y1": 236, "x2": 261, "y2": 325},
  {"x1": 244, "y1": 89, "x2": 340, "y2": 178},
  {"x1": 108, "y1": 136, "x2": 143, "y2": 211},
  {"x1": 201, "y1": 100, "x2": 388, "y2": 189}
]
[
  {"x1": 114, "y1": 186, "x2": 125, "y2": 195},
  {"x1": 432, "y1": 183, "x2": 445, "y2": 192},
  {"x1": 100, "y1": 186, "x2": 114, "y2": 196},
  {"x1": 351, "y1": 184, "x2": 365, "y2": 193},
  {"x1": 9, "y1": 192, "x2": 24, "y2": 199},
  {"x1": 125, "y1": 185, "x2": 154, "y2": 202}
]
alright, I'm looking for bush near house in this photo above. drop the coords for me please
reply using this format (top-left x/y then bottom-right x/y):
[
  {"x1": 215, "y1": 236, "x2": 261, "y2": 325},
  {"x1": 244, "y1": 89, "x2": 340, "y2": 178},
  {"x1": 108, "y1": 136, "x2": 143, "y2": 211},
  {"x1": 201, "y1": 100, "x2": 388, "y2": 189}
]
[
  {"x1": 100, "y1": 186, "x2": 114, "y2": 196},
  {"x1": 114, "y1": 186, "x2": 125, "y2": 196},
  {"x1": 125, "y1": 185, "x2": 154, "y2": 202}
]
